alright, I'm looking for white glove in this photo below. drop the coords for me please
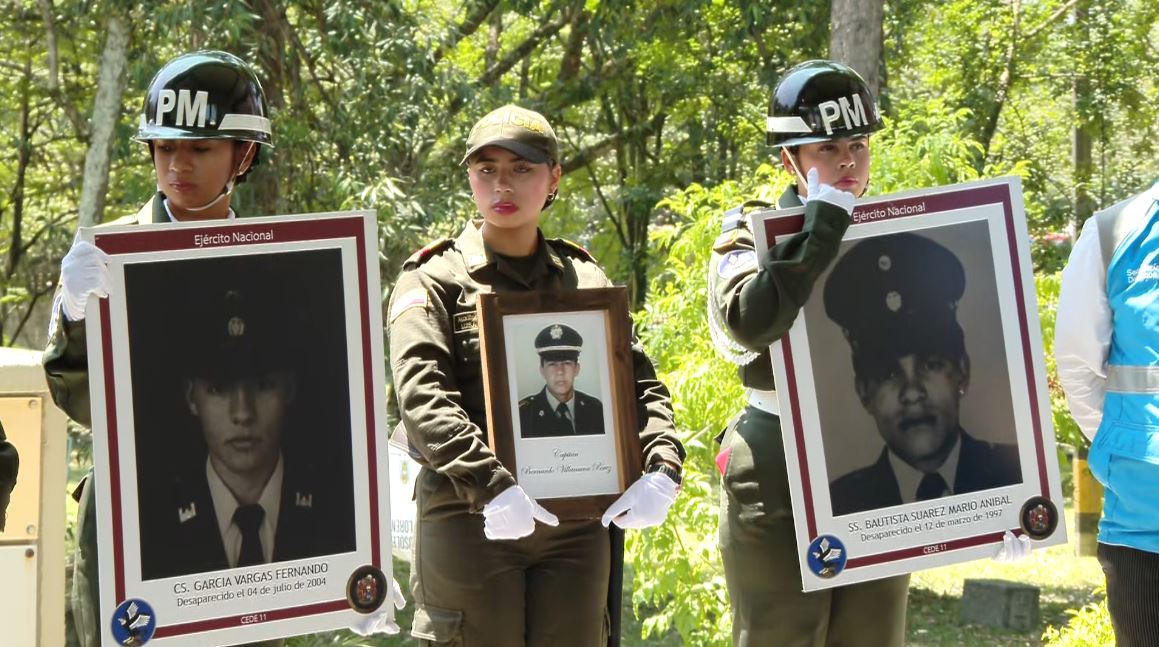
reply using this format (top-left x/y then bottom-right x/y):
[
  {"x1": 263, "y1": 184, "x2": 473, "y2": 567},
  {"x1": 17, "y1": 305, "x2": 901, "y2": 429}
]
[
  {"x1": 993, "y1": 530, "x2": 1032, "y2": 563},
  {"x1": 802, "y1": 167, "x2": 856, "y2": 216},
  {"x1": 483, "y1": 485, "x2": 559, "y2": 540},
  {"x1": 59, "y1": 239, "x2": 111, "y2": 321},
  {"x1": 348, "y1": 577, "x2": 406, "y2": 636},
  {"x1": 600, "y1": 472, "x2": 678, "y2": 530}
]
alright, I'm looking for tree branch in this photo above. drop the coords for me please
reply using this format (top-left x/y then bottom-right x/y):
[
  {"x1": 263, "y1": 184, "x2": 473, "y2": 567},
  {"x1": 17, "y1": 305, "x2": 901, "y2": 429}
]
[
  {"x1": 584, "y1": 162, "x2": 628, "y2": 249},
  {"x1": 1025, "y1": 0, "x2": 1078, "y2": 40},
  {"x1": 560, "y1": 113, "x2": 665, "y2": 174},
  {"x1": 432, "y1": 0, "x2": 502, "y2": 68},
  {"x1": 38, "y1": 0, "x2": 87, "y2": 139}
]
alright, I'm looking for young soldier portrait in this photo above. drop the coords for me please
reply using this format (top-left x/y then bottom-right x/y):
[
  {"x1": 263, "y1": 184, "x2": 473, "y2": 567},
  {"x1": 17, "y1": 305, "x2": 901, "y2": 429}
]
[
  {"x1": 823, "y1": 232, "x2": 1022, "y2": 516},
  {"x1": 132, "y1": 254, "x2": 356, "y2": 580},
  {"x1": 518, "y1": 323, "x2": 606, "y2": 438}
]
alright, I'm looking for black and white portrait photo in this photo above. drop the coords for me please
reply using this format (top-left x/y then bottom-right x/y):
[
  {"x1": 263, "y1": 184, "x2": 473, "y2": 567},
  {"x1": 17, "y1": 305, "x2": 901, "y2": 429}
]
[
  {"x1": 125, "y1": 249, "x2": 357, "y2": 580},
  {"x1": 517, "y1": 322, "x2": 606, "y2": 438},
  {"x1": 808, "y1": 222, "x2": 1022, "y2": 517}
]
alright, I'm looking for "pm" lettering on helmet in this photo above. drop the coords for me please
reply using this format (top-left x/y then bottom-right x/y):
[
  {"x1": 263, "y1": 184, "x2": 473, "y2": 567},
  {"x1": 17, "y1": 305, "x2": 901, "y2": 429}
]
[
  {"x1": 818, "y1": 94, "x2": 868, "y2": 136},
  {"x1": 156, "y1": 89, "x2": 210, "y2": 128}
]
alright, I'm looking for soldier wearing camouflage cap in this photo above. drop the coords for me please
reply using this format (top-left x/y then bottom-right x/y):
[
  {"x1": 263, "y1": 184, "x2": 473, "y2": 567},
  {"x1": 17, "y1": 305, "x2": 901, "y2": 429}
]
[
  {"x1": 389, "y1": 104, "x2": 684, "y2": 645},
  {"x1": 519, "y1": 323, "x2": 606, "y2": 438},
  {"x1": 824, "y1": 232, "x2": 1021, "y2": 516}
]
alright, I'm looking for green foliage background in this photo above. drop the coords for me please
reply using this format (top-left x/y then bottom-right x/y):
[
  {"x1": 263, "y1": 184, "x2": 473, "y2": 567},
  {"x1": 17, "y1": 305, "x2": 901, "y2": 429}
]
[{"x1": 8, "y1": 0, "x2": 1157, "y2": 643}]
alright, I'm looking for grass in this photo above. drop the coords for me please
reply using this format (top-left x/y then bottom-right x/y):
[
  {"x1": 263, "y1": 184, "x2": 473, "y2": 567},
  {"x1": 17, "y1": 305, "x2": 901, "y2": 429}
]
[{"x1": 906, "y1": 504, "x2": 1104, "y2": 647}]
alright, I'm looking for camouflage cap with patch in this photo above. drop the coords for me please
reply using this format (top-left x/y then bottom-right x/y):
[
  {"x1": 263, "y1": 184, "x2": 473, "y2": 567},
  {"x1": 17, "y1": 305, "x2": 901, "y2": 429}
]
[{"x1": 461, "y1": 104, "x2": 559, "y2": 165}]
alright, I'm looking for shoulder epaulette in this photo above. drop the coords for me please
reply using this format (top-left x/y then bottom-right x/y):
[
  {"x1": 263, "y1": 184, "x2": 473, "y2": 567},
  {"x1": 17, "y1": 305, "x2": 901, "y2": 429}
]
[
  {"x1": 551, "y1": 238, "x2": 596, "y2": 262},
  {"x1": 403, "y1": 238, "x2": 454, "y2": 268},
  {"x1": 720, "y1": 199, "x2": 775, "y2": 234}
]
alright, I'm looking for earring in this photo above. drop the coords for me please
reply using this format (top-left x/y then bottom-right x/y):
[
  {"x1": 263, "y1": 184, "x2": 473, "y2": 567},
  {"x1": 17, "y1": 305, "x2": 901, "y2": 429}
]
[{"x1": 545, "y1": 190, "x2": 559, "y2": 207}]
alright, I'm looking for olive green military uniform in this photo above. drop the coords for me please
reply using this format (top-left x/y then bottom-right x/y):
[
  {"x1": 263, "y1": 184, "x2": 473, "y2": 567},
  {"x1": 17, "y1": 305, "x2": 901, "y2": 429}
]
[
  {"x1": 709, "y1": 186, "x2": 908, "y2": 647},
  {"x1": 389, "y1": 220, "x2": 684, "y2": 647},
  {"x1": 44, "y1": 194, "x2": 283, "y2": 647},
  {"x1": 43, "y1": 195, "x2": 166, "y2": 647}
]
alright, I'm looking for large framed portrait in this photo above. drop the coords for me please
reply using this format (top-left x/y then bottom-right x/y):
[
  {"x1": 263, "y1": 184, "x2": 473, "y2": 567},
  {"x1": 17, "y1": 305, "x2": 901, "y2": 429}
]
[
  {"x1": 753, "y1": 177, "x2": 1067, "y2": 590},
  {"x1": 477, "y1": 287, "x2": 641, "y2": 520},
  {"x1": 83, "y1": 212, "x2": 393, "y2": 645}
]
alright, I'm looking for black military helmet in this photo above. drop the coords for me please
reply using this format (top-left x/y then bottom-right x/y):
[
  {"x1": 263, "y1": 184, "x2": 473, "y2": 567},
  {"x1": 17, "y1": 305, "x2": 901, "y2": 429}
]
[
  {"x1": 766, "y1": 60, "x2": 882, "y2": 148},
  {"x1": 136, "y1": 50, "x2": 273, "y2": 146}
]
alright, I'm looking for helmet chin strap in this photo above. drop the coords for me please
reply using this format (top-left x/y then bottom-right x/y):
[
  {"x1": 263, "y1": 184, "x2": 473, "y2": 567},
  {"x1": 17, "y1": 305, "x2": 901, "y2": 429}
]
[
  {"x1": 167, "y1": 141, "x2": 256, "y2": 214},
  {"x1": 785, "y1": 150, "x2": 808, "y2": 192}
]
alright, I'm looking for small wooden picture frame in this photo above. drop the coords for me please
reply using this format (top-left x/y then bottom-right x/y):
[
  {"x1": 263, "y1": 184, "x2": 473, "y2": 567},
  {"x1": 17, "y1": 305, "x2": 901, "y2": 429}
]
[{"x1": 477, "y1": 287, "x2": 642, "y2": 520}]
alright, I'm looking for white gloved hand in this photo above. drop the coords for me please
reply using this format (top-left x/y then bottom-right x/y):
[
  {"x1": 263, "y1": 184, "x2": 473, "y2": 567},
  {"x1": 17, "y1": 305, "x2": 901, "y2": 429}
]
[
  {"x1": 59, "y1": 239, "x2": 111, "y2": 321},
  {"x1": 601, "y1": 472, "x2": 678, "y2": 530},
  {"x1": 483, "y1": 485, "x2": 559, "y2": 540},
  {"x1": 993, "y1": 530, "x2": 1032, "y2": 563},
  {"x1": 348, "y1": 577, "x2": 406, "y2": 636},
  {"x1": 802, "y1": 167, "x2": 856, "y2": 216}
]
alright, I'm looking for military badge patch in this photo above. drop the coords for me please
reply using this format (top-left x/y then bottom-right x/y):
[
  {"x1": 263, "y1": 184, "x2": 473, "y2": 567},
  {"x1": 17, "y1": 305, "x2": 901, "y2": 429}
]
[
  {"x1": 346, "y1": 565, "x2": 388, "y2": 614},
  {"x1": 389, "y1": 289, "x2": 428, "y2": 323},
  {"x1": 717, "y1": 250, "x2": 756, "y2": 279},
  {"x1": 111, "y1": 598, "x2": 157, "y2": 646},
  {"x1": 805, "y1": 535, "x2": 847, "y2": 578},
  {"x1": 1019, "y1": 496, "x2": 1058, "y2": 540},
  {"x1": 454, "y1": 310, "x2": 478, "y2": 334}
]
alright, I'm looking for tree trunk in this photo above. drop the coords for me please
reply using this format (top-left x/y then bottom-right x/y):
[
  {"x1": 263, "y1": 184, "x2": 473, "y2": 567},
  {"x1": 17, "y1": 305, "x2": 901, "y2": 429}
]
[
  {"x1": 829, "y1": 0, "x2": 884, "y2": 98},
  {"x1": 7, "y1": 58, "x2": 32, "y2": 279},
  {"x1": 246, "y1": 0, "x2": 289, "y2": 215},
  {"x1": 1072, "y1": 0, "x2": 1094, "y2": 229},
  {"x1": 77, "y1": 11, "x2": 129, "y2": 229}
]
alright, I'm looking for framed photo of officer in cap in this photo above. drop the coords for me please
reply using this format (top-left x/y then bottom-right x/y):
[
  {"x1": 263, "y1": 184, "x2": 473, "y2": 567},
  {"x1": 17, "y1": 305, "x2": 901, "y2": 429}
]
[
  {"x1": 79, "y1": 211, "x2": 396, "y2": 645},
  {"x1": 752, "y1": 177, "x2": 1067, "y2": 590},
  {"x1": 476, "y1": 287, "x2": 642, "y2": 520}
]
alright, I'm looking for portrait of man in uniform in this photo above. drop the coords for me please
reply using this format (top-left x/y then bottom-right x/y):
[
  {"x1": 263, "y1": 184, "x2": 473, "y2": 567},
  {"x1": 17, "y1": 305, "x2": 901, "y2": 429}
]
[
  {"x1": 131, "y1": 251, "x2": 356, "y2": 580},
  {"x1": 518, "y1": 323, "x2": 605, "y2": 438},
  {"x1": 822, "y1": 231, "x2": 1022, "y2": 517}
]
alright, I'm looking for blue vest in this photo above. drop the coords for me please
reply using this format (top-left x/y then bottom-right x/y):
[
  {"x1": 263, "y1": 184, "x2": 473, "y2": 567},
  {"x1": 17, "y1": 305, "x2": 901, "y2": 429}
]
[{"x1": 1090, "y1": 182, "x2": 1159, "y2": 551}]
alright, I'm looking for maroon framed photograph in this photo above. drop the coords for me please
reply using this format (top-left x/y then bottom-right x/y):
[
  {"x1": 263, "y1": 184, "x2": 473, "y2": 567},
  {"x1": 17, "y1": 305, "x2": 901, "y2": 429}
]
[
  {"x1": 83, "y1": 211, "x2": 393, "y2": 645},
  {"x1": 752, "y1": 177, "x2": 1066, "y2": 590}
]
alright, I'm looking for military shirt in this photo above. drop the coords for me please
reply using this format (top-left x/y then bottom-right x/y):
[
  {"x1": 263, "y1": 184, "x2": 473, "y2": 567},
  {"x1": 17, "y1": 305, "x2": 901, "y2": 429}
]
[
  {"x1": 388, "y1": 220, "x2": 684, "y2": 512},
  {"x1": 43, "y1": 195, "x2": 170, "y2": 427},
  {"x1": 708, "y1": 186, "x2": 851, "y2": 390}
]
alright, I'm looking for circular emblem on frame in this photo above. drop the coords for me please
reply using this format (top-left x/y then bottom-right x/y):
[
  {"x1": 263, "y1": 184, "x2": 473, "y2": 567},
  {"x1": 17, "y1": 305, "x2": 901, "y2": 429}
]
[
  {"x1": 346, "y1": 565, "x2": 388, "y2": 614},
  {"x1": 885, "y1": 290, "x2": 903, "y2": 312},
  {"x1": 110, "y1": 598, "x2": 157, "y2": 646},
  {"x1": 1019, "y1": 496, "x2": 1058, "y2": 540},
  {"x1": 806, "y1": 535, "x2": 847, "y2": 579},
  {"x1": 227, "y1": 316, "x2": 246, "y2": 337}
]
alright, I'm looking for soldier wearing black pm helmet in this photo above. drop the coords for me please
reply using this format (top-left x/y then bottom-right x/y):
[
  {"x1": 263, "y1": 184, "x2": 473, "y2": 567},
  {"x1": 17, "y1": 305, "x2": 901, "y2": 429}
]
[{"x1": 707, "y1": 60, "x2": 911, "y2": 647}]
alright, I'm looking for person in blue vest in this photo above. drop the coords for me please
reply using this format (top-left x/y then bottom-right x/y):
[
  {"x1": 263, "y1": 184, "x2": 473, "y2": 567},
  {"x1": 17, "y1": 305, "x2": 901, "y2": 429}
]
[{"x1": 1057, "y1": 181, "x2": 1159, "y2": 646}]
